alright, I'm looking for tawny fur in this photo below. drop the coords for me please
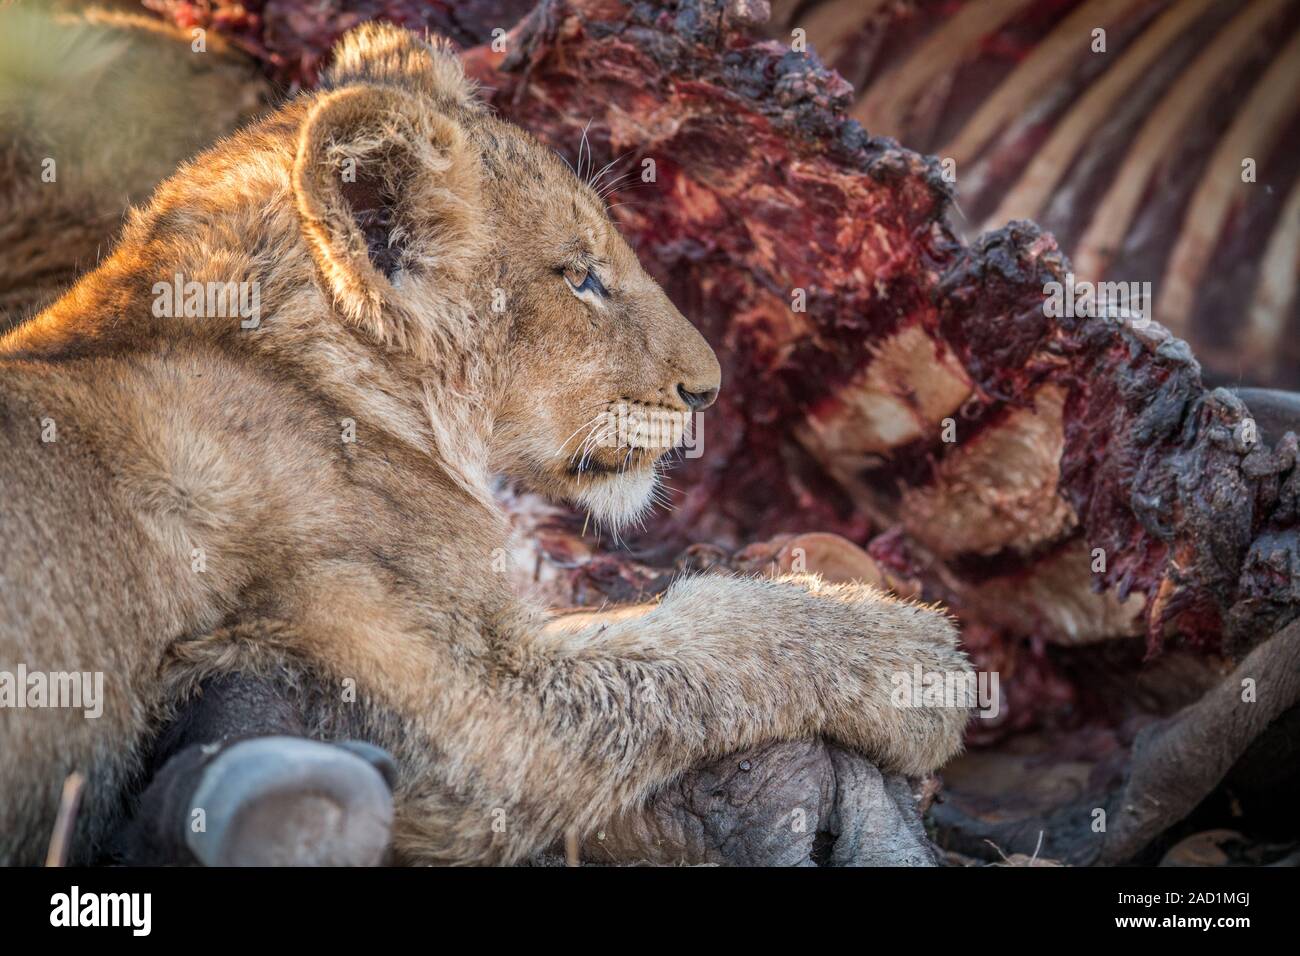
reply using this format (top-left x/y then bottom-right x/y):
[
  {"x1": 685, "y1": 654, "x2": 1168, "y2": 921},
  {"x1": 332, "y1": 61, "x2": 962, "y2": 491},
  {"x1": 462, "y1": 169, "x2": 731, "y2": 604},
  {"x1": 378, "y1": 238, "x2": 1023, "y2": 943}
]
[{"x1": 0, "y1": 23, "x2": 971, "y2": 865}]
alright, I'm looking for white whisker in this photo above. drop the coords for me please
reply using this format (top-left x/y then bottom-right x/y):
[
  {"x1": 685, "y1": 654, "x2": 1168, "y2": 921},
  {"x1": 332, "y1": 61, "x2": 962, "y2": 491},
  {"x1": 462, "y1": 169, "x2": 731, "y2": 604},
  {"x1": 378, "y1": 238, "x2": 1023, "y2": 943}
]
[{"x1": 556, "y1": 413, "x2": 605, "y2": 459}]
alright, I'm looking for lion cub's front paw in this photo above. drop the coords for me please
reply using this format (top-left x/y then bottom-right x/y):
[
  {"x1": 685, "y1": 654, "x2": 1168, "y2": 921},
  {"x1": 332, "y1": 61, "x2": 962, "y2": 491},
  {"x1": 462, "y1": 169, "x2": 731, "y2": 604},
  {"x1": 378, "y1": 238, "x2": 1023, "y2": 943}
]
[
  {"x1": 774, "y1": 575, "x2": 974, "y2": 777},
  {"x1": 659, "y1": 572, "x2": 974, "y2": 775}
]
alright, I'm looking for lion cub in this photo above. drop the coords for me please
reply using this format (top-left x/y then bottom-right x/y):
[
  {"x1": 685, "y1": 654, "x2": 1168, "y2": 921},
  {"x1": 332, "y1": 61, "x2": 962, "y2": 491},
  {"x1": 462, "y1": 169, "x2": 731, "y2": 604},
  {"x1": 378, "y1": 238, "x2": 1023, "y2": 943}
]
[{"x1": 0, "y1": 23, "x2": 971, "y2": 865}]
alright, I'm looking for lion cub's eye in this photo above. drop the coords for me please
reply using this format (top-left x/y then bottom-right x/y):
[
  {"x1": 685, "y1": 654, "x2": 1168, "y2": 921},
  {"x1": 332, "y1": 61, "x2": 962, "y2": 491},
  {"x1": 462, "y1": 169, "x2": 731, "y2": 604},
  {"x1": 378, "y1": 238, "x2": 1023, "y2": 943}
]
[{"x1": 563, "y1": 264, "x2": 609, "y2": 301}]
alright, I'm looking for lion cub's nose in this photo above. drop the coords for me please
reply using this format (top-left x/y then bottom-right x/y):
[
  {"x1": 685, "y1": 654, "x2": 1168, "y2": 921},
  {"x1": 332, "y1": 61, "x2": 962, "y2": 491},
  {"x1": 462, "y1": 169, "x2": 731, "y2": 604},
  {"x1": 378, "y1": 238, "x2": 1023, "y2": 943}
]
[{"x1": 677, "y1": 383, "x2": 719, "y2": 411}]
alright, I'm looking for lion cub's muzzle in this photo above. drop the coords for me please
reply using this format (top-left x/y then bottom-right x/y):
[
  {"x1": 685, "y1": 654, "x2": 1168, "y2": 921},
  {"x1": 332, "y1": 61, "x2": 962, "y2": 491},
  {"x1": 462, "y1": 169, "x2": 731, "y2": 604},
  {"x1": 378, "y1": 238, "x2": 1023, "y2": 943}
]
[{"x1": 564, "y1": 397, "x2": 708, "y2": 476}]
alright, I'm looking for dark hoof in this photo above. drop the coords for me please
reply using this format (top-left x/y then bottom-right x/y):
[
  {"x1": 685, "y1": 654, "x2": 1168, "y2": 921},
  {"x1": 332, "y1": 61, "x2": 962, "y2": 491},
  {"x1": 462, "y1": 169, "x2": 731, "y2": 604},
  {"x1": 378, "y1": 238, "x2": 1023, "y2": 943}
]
[
  {"x1": 185, "y1": 736, "x2": 394, "y2": 866},
  {"x1": 335, "y1": 740, "x2": 399, "y2": 790}
]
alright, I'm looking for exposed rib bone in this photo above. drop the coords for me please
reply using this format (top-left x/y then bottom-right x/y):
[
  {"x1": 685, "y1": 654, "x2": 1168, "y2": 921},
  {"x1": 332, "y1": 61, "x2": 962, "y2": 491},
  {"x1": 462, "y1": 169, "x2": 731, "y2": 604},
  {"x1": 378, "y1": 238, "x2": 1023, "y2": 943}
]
[
  {"x1": 956, "y1": 540, "x2": 1146, "y2": 646},
  {"x1": 1243, "y1": 177, "x2": 1300, "y2": 377},
  {"x1": 800, "y1": 0, "x2": 890, "y2": 68},
  {"x1": 1074, "y1": 0, "x2": 1291, "y2": 281},
  {"x1": 795, "y1": 324, "x2": 972, "y2": 460},
  {"x1": 898, "y1": 385, "x2": 1074, "y2": 560},
  {"x1": 987, "y1": 0, "x2": 1216, "y2": 231},
  {"x1": 943, "y1": 0, "x2": 1140, "y2": 168},
  {"x1": 1157, "y1": 27, "x2": 1300, "y2": 336},
  {"x1": 852, "y1": 0, "x2": 1036, "y2": 139}
]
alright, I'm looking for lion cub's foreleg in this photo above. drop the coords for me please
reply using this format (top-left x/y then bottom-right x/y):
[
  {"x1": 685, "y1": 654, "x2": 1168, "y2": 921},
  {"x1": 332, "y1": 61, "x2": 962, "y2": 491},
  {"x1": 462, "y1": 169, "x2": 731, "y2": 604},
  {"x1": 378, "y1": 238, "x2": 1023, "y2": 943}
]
[
  {"x1": 393, "y1": 574, "x2": 972, "y2": 864},
  {"x1": 167, "y1": 574, "x2": 971, "y2": 865}
]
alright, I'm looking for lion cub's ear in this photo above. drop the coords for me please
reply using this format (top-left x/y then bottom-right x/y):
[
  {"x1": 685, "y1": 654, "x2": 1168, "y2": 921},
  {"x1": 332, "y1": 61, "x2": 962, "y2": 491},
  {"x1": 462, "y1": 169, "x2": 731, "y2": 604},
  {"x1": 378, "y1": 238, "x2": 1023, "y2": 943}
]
[
  {"x1": 322, "y1": 22, "x2": 482, "y2": 114},
  {"x1": 292, "y1": 82, "x2": 484, "y2": 350}
]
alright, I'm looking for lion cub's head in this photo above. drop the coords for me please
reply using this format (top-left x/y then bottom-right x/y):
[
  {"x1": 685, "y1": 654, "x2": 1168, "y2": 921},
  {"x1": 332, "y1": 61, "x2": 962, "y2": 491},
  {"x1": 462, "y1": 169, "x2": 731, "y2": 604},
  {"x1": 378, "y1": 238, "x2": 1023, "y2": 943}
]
[{"x1": 287, "y1": 24, "x2": 720, "y2": 529}]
